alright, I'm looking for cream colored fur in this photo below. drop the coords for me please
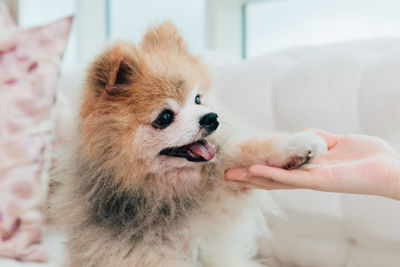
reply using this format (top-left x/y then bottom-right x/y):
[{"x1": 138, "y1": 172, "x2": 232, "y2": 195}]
[{"x1": 48, "y1": 22, "x2": 326, "y2": 267}]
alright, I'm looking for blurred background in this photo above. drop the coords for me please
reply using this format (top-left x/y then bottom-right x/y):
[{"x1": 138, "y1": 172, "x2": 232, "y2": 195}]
[
  {"x1": 2, "y1": 1, "x2": 400, "y2": 266},
  {"x1": 6, "y1": 0, "x2": 400, "y2": 67}
]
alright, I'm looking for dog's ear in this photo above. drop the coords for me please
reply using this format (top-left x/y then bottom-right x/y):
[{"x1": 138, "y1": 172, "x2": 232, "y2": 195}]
[
  {"x1": 88, "y1": 43, "x2": 137, "y2": 97},
  {"x1": 141, "y1": 21, "x2": 187, "y2": 51}
]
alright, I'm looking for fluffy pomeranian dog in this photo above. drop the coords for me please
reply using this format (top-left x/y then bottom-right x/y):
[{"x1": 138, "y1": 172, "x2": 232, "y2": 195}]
[{"x1": 50, "y1": 22, "x2": 326, "y2": 267}]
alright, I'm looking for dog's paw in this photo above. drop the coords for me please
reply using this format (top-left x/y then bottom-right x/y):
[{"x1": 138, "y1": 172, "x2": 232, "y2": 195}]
[{"x1": 275, "y1": 131, "x2": 327, "y2": 169}]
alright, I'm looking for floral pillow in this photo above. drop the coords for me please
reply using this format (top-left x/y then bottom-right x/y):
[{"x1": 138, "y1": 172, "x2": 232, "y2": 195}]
[{"x1": 0, "y1": 9, "x2": 73, "y2": 262}]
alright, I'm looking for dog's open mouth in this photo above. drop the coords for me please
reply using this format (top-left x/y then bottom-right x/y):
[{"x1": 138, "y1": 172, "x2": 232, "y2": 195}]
[{"x1": 160, "y1": 140, "x2": 216, "y2": 162}]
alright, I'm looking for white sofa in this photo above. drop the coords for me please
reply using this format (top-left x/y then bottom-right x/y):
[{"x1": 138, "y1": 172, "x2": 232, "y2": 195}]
[
  {"x1": 216, "y1": 37, "x2": 400, "y2": 267},
  {"x1": 3, "y1": 38, "x2": 400, "y2": 266}
]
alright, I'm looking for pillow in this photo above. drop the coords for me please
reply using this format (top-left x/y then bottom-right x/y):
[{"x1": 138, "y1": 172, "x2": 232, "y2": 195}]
[
  {"x1": 0, "y1": 1, "x2": 15, "y2": 35},
  {"x1": 0, "y1": 11, "x2": 73, "y2": 262}
]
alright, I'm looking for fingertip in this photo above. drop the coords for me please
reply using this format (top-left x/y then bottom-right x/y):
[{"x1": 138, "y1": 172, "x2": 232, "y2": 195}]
[{"x1": 224, "y1": 169, "x2": 234, "y2": 180}]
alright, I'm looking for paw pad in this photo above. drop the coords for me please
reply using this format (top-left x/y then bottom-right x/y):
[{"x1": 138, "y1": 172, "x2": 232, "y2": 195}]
[{"x1": 284, "y1": 151, "x2": 311, "y2": 170}]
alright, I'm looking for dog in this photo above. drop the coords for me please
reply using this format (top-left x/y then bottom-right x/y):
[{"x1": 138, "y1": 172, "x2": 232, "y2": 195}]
[{"x1": 49, "y1": 22, "x2": 326, "y2": 267}]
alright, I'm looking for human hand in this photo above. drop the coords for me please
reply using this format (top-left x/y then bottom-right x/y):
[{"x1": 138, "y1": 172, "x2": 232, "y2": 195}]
[{"x1": 226, "y1": 129, "x2": 400, "y2": 200}]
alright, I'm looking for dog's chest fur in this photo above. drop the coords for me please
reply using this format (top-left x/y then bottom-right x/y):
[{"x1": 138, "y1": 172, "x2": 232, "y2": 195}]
[{"x1": 78, "y1": 157, "x2": 226, "y2": 243}]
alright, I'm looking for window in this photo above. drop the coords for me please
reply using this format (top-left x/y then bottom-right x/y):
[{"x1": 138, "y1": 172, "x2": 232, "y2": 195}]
[{"x1": 245, "y1": 0, "x2": 400, "y2": 58}]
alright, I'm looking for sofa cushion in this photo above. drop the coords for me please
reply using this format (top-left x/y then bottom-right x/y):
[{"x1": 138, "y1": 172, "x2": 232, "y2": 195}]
[
  {"x1": 0, "y1": 15, "x2": 72, "y2": 262},
  {"x1": 216, "y1": 38, "x2": 400, "y2": 266}
]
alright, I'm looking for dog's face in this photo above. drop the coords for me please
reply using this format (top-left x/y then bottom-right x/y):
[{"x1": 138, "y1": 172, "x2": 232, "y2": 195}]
[
  {"x1": 80, "y1": 22, "x2": 219, "y2": 184},
  {"x1": 132, "y1": 80, "x2": 219, "y2": 173}
]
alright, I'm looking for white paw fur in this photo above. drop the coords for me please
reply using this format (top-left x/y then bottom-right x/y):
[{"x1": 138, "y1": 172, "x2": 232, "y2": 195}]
[{"x1": 273, "y1": 131, "x2": 327, "y2": 169}]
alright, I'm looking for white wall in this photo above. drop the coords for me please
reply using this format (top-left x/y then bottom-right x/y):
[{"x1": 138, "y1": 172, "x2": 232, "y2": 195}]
[
  {"x1": 14, "y1": 0, "x2": 400, "y2": 63},
  {"x1": 246, "y1": 0, "x2": 400, "y2": 58},
  {"x1": 110, "y1": 0, "x2": 205, "y2": 54},
  {"x1": 16, "y1": 0, "x2": 206, "y2": 67},
  {"x1": 18, "y1": 0, "x2": 75, "y2": 27},
  {"x1": 18, "y1": 0, "x2": 77, "y2": 67}
]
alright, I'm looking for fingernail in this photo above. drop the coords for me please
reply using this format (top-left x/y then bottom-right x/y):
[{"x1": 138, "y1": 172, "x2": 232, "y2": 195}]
[{"x1": 248, "y1": 165, "x2": 260, "y2": 174}]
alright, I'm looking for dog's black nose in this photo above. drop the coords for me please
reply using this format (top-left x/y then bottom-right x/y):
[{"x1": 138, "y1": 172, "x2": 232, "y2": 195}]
[{"x1": 199, "y1": 112, "x2": 219, "y2": 133}]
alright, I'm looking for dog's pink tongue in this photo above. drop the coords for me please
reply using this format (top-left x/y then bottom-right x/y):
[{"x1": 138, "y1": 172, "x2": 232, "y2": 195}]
[{"x1": 189, "y1": 141, "x2": 216, "y2": 161}]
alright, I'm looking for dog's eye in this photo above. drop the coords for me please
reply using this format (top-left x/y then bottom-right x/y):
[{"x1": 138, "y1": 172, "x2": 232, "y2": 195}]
[
  {"x1": 152, "y1": 109, "x2": 175, "y2": 129},
  {"x1": 195, "y1": 95, "x2": 201, "y2": 105}
]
